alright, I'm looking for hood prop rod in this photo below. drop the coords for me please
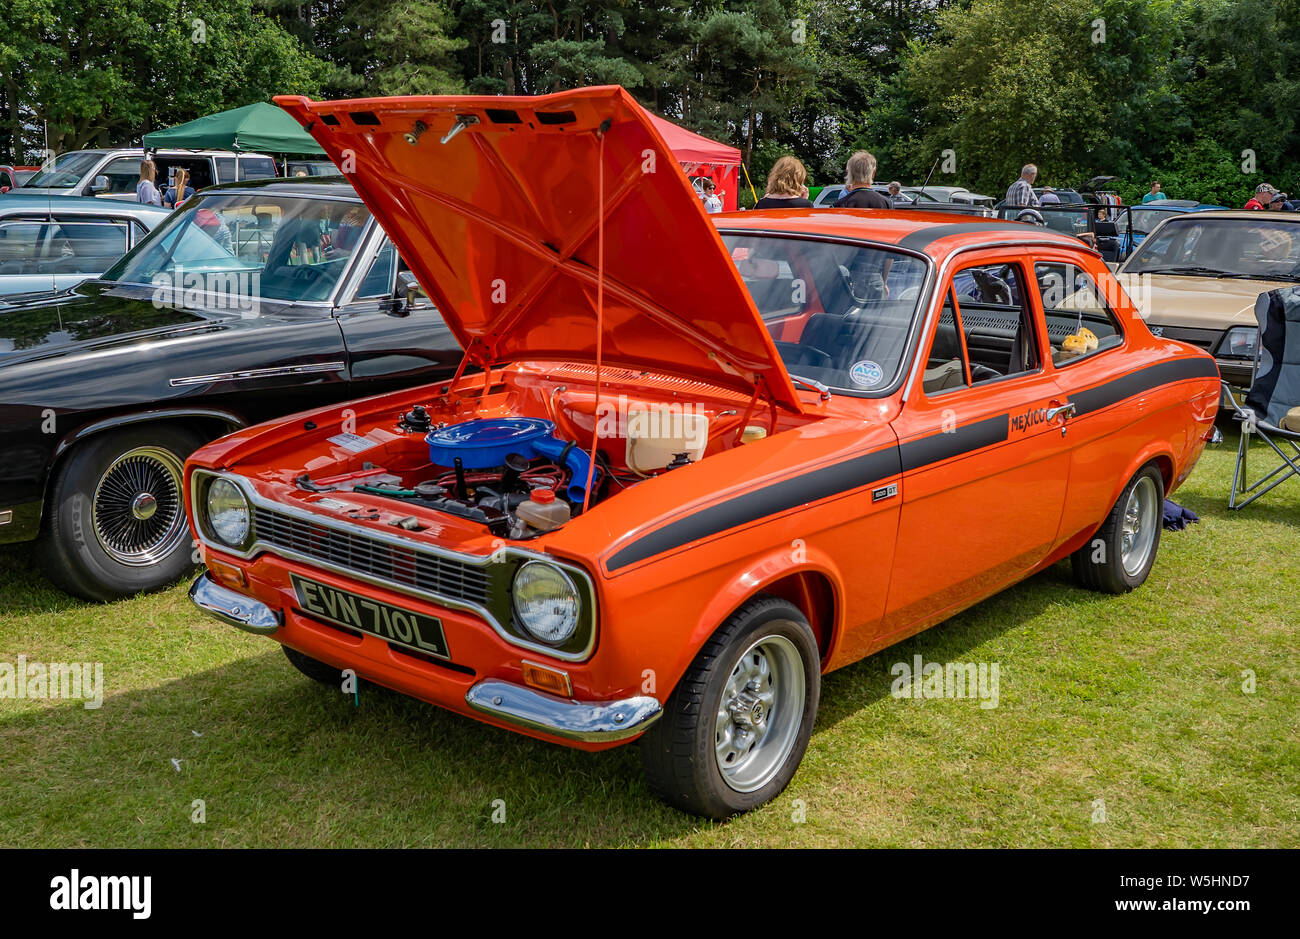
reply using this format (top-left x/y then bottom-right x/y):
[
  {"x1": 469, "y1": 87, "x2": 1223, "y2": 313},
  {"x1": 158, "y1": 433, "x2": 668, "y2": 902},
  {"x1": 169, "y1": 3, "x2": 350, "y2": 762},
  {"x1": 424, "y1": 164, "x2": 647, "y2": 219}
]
[{"x1": 581, "y1": 118, "x2": 613, "y2": 514}]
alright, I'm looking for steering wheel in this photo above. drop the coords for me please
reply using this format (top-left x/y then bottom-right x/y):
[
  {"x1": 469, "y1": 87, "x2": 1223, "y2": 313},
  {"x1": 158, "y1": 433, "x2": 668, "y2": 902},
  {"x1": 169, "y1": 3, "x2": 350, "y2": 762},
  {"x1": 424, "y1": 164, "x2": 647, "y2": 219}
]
[
  {"x1": 970, "y1": 364, "x2": 1001, "y2": 383},
  {"x1": 1015, "y1": 208, "x2": 1046, "y2": 225}
]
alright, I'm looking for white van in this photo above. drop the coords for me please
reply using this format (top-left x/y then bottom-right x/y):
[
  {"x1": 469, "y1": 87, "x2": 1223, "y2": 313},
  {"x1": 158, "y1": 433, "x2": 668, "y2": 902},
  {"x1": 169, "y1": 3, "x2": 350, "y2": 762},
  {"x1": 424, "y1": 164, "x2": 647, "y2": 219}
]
[{"x1": 18, "y1": 148, "x2": 279, "y2": 200}]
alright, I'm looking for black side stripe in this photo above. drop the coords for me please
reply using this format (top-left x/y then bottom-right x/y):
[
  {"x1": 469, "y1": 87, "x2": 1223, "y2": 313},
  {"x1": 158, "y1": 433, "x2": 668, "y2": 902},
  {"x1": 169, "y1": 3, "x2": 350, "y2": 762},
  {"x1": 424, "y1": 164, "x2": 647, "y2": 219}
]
[
  {"x1": 1071, "y1": 356, "x2": 1219, "y2": 416},
  {"x1": 605, "y1": 446, "x2": 902, "y2": 572},
  {"x1": 604, "y1": 357, "x2": 1216, "y2": 573},
  {"x1": 896, "y1": 220, "x2": 1066, "y2": 251},
  {"x1": 899, "y1": 413, "x2": 1008, "y2": 472}
]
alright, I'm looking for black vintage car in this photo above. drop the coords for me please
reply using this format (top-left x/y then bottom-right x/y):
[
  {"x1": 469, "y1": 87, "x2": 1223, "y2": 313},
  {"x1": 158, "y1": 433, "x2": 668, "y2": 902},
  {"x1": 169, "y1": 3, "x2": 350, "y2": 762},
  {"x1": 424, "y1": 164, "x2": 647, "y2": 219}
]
[{"x1": 0, "y1": 177, "x2": 462, "y2": 600}]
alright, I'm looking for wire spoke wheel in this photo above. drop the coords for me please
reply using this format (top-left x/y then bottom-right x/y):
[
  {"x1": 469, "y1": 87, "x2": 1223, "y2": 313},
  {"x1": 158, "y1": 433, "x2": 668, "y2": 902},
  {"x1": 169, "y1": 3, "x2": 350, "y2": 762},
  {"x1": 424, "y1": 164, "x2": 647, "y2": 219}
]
[
  {"x1": 712, "y1": 632, "x2": 806, "y2": 793},
  {"x1": 92, "y1": 446, "x2": 187, "y2": 567}
]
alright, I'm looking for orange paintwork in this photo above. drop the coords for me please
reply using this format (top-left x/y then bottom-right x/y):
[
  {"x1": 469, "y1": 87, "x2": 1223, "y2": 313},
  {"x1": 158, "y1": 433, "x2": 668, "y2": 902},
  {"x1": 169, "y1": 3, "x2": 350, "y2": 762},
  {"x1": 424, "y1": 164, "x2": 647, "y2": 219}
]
[{"x1": 185, "y1": 89, "x2": 1219, "y2": 753}]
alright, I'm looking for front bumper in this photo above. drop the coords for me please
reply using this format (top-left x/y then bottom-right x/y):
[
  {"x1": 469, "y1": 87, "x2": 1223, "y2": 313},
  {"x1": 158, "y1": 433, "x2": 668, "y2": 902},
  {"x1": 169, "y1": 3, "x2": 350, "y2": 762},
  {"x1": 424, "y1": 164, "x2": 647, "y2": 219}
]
[{"x1": 188, "y1": 572, "x2": 661, "y2": 745}]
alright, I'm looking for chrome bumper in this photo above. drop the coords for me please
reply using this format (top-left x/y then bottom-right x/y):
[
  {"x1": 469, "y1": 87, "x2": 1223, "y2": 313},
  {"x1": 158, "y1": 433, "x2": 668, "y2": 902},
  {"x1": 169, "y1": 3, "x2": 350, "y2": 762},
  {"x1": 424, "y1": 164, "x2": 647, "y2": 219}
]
[
  {"x1": 466, "y1": 679, "x2": 662, "y2": 743},
  {"x1": 189, "y1": 573, "x2": 281, "y2": 635}
]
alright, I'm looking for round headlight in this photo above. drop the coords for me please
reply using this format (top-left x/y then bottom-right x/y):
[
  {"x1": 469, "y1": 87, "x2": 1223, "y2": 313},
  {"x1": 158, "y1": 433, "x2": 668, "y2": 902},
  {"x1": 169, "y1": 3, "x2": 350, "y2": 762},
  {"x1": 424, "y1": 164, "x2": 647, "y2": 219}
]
[
  {"x1": 512, "y1": 561, "x2": 579, "y2": 644},
  {"x1": 206, "y1": 477, "x2": 250, "y2": 547}
]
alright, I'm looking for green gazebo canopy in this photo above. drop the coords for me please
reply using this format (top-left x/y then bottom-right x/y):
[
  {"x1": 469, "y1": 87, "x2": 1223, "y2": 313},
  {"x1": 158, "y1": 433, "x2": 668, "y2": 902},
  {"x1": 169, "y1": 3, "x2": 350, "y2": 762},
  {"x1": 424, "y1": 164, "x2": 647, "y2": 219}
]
[{"x1": 142, "y1": 102, "x2": 325, "y2": 155}]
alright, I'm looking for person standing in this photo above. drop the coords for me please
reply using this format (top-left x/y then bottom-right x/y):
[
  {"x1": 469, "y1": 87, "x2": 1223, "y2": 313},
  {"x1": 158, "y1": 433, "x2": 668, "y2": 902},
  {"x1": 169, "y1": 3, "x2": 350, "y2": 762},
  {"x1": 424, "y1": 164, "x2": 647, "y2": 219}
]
[
  {"x1": 1005, "y1": 164, "x2": 1040, "y2": 208},
  {"x1": 1141, "y1": 181, "x2": 1167, "y2": 204},
  {"x1": 1040, "y1": 187, "x2": 1061, "y2": 204},
  {"x1": 834, "y1": 151, "x2": 891, "y2": 209},
  {"x1": 753, "y1": 156, "x2": 814, "y2": 209},
  {"x1": 700, "y1": 178, "x2": 723, "y2": 214},
  {"x1": 163, "y1": 168, "x2": 194, "y2": 209},
  {"x1": 136, "y1": 160, "x2": 161, "y2": 206}
]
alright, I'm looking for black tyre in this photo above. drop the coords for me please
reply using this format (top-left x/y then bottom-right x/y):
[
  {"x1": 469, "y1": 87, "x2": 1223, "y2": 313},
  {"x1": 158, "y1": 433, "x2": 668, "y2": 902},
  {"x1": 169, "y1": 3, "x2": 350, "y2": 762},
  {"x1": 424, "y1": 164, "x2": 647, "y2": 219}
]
[
  {"x1": 282, "y1": 645, "x2": 347, "y2": 687},
  {"x1": 639, "y1": 596, "x2": 820, "y2": 819},
  {"x1": 36, "y1": 424, "x2": 207, "y2": 602},
  {"x1": 1071, "y1": 463, "x2": 1164, "y2": 594}
]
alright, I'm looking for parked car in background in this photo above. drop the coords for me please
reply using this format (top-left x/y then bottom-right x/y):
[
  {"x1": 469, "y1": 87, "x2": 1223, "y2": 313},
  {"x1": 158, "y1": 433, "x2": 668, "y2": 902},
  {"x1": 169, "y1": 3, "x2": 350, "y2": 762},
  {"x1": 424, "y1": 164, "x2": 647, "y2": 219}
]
[
  {"x1": 1121, "y1": 201, "x2": 1227, "y2": 249},
  {"x1": 996, "y1": 203, "x2": 1136, "y2": 265},
  {"x1": 0, "y1": 165, "x2": 39, "y2": 192},
  {"x1": 903, "y1": 185, "x2": 995, "y2": 207},
  {"x1": 286, "y1": 160, "x2": 341, "y2": 178},
  {"x1": 0, "y1": 195, "x2": 168, "y2": 296},
  {"x1": 0, "y1": 176, "x2": 462, "y2": 601},
  {"x1": 1115, "y1": 210, "x2": 1300, "y2": 389},
  {"x1": 19, "y1": 148, "x2": 278, "y2": 200},
  {"x1": 1035, "y1": 187, "x2": 1085, "y2": 204},
  {"x1": 812, "y1": 184, "x2": 914, "y2": 208},
  {"x1": 186, "y1": 87, "x2": 1220, "y2": 819}
]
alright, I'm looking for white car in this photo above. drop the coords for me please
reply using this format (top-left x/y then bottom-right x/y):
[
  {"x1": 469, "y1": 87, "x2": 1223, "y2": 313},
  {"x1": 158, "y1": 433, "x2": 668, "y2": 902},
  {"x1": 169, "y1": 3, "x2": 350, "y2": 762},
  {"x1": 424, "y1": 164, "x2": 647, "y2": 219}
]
[{"x1": 19, "y1": 148, "x2": 278, "y2": 201}]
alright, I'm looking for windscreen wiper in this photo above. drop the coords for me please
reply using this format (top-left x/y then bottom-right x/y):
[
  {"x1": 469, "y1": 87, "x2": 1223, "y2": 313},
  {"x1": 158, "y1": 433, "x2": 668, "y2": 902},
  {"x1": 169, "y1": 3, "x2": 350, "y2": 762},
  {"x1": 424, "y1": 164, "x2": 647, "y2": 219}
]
[
  {"x1": 788, "y1": 374, "x2": 832, "y2": 400},
  {"x1": 1138, "y1": 266, "x2": 1233, "y2": 277}
]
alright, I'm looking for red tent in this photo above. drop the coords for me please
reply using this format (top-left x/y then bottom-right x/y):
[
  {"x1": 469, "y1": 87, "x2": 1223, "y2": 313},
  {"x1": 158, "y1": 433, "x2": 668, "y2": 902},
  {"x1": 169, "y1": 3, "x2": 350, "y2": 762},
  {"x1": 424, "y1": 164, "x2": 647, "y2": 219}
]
[{"x1": 648, "y1": 113, "x2": 744, "y2": 212}]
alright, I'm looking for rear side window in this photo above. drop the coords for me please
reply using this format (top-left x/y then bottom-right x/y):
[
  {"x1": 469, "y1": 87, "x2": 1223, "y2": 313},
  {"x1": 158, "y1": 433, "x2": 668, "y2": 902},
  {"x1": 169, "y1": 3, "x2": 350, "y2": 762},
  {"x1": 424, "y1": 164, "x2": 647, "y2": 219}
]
[
  {"x1": 48, "y1": 219, "x2": 129, "y2": 272},
  {"x1": 99, "y1": 157, "x2": 143, "y2": 195},
  {"x1": 1034, "y1": 262, "x2": 1124, "y2": 365}
]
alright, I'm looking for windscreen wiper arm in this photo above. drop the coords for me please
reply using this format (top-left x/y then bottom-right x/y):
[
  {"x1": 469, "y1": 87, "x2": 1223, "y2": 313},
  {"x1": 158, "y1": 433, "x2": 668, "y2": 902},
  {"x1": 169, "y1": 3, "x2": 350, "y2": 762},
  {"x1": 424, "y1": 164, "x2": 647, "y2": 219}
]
[{"x1": 788, "y1": 374, "x2": 832, "y2": 400}]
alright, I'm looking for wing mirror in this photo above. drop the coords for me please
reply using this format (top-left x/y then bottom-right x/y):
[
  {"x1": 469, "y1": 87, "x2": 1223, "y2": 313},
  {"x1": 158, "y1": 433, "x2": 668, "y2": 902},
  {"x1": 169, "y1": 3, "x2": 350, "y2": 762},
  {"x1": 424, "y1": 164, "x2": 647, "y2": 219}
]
[
  {"x1": 382, "y1": 270, "x2": 422, "y2": 316},
  {"x1": 87, "y1": 175, "x2": 109, "y2": 195}
]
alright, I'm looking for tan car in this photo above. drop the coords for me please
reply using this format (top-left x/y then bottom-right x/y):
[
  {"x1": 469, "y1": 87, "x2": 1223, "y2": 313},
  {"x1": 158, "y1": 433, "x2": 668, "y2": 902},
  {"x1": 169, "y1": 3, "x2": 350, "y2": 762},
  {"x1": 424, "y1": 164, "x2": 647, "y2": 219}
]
[{"x1": 1115, "y1": 210, "x2": 1300, "y2": 388}]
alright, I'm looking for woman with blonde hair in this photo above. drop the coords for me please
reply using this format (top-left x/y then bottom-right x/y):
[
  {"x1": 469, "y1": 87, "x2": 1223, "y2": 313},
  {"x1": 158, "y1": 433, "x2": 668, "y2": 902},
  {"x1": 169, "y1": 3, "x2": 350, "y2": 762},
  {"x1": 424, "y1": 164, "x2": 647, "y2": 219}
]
[
  {"x1": 164, "y1": 167, "x2": 194, "y2": 209},
  {"x1": 136, "y1": 160, "x2": 161, "y2": 206},
  {"x1": 754, "y1": 155, "x2": 813, "y2": 209}
]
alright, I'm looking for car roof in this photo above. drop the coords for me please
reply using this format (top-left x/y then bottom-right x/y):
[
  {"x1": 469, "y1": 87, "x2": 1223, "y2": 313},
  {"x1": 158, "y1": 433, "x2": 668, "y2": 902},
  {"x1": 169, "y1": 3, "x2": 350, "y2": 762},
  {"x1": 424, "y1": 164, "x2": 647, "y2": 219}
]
[
  {"x1": 1155, "y1": 209, "x2": 1300, "y2": 222},
  {"x1": 198, "y1": 175, "x2": 358, "y2": 199},
  {"x1": 0, "y1": 193, "x2": 171, "y2": 217},
  {"x1": 715, "y1": 208, "x2": 1094, "y2": 255}
]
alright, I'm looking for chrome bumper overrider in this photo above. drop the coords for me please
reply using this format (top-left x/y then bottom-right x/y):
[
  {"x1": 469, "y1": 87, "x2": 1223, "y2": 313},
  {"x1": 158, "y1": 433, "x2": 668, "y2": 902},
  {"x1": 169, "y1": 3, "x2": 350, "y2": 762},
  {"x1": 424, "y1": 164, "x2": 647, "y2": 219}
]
[
  {"x1": 466, "y1": 679, "x2": 662, "y2": 743},
  {"x1": 189, "y1": 573, "x2": 281, "y2": 635}
]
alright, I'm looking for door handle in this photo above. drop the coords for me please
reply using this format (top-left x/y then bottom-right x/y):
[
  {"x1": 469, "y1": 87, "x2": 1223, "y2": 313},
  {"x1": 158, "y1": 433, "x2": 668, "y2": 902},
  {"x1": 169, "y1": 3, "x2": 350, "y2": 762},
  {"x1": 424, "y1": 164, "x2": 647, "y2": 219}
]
[{"x1": 1046, "y1": 401, "x2": 1076, "y2": 422}]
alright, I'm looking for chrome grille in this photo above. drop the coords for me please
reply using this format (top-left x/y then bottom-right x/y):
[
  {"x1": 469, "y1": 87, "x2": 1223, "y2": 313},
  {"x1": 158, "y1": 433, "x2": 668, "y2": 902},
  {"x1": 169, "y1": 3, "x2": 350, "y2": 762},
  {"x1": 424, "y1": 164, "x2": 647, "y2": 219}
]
[{"x1": 252, "y1": 506, "x2": 491, "y2": 608}]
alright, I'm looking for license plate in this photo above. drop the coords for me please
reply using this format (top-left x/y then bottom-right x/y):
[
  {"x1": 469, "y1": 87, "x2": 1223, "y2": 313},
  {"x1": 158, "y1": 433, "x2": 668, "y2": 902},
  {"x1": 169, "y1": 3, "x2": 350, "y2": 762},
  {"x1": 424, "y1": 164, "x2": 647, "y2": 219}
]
[{"x1": 290, "y1": 574, "x2": 450, "y2": 660}]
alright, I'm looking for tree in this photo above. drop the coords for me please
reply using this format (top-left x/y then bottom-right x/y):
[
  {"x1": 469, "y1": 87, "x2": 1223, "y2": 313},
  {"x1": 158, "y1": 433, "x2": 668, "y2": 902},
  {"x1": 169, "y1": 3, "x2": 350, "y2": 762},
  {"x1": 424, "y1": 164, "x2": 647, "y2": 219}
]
[{"x1": 0, "y1": 0, "x2": 328, "y2": 161}]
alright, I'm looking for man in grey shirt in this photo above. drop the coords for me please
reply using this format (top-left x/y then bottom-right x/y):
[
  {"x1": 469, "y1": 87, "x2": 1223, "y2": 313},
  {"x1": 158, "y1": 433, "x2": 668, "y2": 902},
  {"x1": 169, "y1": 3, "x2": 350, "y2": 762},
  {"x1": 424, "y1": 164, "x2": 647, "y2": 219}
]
[{"x1": 1005, "y1": 164, "x2": 1040, "y2": 208}]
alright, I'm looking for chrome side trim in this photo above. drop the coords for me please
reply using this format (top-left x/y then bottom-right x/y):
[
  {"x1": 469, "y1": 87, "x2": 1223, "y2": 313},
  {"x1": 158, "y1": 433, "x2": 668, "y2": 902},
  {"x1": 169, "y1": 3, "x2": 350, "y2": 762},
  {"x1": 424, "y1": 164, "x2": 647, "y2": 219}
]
[
  {"x1": 169, "y1": 361, "x2": 347, "y2": 387},
  {"x1": 189, "y1": 573, "x2": 281, "y2": 635},
  {"x1": 189, "y1": 470, "x2": 599, "y2": 663},
  {"x1": 466, "y1": 679, "x2": 661, "y2": 743}
]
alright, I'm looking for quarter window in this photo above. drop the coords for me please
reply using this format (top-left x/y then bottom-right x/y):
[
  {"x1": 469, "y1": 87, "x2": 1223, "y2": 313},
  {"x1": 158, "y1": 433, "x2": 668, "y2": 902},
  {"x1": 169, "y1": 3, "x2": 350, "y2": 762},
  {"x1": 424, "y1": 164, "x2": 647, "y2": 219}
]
[{"x1": 1033, "y1": 262, "x2": 1124, "y2": 365}]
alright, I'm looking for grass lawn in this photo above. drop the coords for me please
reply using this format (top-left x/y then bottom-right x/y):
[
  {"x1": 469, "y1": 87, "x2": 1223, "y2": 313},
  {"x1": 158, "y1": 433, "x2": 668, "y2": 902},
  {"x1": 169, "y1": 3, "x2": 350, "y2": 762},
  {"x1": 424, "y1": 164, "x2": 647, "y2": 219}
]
[{"x1": 1, "y1": 428, "x2": 1296, "y2": 848}]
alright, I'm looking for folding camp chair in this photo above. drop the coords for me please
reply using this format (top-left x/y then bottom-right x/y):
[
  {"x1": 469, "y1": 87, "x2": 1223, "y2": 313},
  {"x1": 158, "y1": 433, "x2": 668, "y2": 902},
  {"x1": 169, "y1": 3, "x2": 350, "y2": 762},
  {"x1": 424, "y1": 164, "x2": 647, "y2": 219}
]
[{"x1": 1223, "y1": 285, "x2": 1300, "y2": 509}]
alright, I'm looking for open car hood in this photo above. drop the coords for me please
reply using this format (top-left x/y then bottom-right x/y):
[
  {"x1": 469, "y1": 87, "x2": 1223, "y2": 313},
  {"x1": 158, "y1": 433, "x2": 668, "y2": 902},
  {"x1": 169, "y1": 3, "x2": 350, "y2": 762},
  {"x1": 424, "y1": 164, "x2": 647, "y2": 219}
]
[{"x1": 275, "y1": 87, "x2": 801, "y2": 412}]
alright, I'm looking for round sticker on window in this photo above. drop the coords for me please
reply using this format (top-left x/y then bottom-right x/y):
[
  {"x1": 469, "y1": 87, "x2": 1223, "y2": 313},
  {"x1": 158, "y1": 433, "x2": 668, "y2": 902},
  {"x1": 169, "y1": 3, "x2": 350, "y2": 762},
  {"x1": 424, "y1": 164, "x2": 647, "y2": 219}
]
[{"x1": 848, "y1": 360, "x2": 884, "y2": 388}]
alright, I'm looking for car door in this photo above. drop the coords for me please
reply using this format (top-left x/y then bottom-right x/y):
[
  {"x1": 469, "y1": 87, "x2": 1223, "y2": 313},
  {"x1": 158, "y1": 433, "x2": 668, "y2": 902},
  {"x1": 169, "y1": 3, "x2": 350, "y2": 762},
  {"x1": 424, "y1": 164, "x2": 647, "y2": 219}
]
[
  {"x1": 334, "y1": 233, "x2": 461, "y2": 393},
  {"x1": 0, "y1": 213, "x2": 57, "y2": 295},
  {"x1": 880, "y1": 250, "x2": 1073, "y2": 641},
  {"x1": 47, "y1": 213, "x2": 132, "y2": 291},
  {"x1": 1030, "y1": 249, "x2": 1139, "y2": 547}
]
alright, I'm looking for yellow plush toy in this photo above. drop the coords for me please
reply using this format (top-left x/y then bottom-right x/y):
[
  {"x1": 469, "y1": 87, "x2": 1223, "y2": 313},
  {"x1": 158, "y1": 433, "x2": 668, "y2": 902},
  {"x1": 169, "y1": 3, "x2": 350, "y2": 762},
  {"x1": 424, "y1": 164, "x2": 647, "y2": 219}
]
[
  {"x1": 1060, "y1": 334, "x2": 1088, "y2": 358},
  {"x1": 1077, "y1": 327, "x2": 1099, "y2": 350}
]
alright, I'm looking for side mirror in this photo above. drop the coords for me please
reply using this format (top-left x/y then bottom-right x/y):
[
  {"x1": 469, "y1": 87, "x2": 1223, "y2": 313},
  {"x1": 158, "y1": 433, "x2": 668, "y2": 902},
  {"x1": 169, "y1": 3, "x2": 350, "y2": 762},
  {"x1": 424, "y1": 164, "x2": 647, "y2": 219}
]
[
  {"x1": 398, "y1": 269, "x2": 422, "y2": 305},
  {"x1": 88, "y1": 175, "x2": 109, "y2": 195}
]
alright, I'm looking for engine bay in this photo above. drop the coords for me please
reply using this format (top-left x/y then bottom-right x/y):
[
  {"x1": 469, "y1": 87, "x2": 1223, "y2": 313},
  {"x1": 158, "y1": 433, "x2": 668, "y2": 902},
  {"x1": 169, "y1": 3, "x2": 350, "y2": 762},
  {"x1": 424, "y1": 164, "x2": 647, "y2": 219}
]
[{"x1": 285, "y1": 363, "x2": 814, "y2": 541}]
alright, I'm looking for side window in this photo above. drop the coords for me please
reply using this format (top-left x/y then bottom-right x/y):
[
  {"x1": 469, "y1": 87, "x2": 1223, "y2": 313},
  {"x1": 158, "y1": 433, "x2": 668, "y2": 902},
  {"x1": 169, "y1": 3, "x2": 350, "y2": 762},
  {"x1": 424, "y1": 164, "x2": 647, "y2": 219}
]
[
  {"x1": 0, "y1": 219, "x2": 50, "y2": 267},
  {"x1": 923, "y1": 289, "x2": 970, "y2": 395},
  {"x1": 100, "y1": 158, "x2": 143, "y2": 195},
  {"x1": 951, "y1": 261, "x2": 1040, "y2": 383},
  {"x1": 355, "y1": 240, "x2": 397, "y2": 299},
  {"x1": 46, "y1": 218, "x2": 129, "y2": 272},
  {"x1": 1034, "y1": 261, "x2": 1125, "y2": 365}
]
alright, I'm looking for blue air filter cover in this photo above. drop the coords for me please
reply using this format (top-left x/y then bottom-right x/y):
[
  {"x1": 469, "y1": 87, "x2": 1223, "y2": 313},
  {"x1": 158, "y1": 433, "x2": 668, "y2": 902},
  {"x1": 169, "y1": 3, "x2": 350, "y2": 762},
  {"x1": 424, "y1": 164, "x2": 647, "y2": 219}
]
[{"x1": 426, "y1": 417, "x2": 557, "y2": 469}]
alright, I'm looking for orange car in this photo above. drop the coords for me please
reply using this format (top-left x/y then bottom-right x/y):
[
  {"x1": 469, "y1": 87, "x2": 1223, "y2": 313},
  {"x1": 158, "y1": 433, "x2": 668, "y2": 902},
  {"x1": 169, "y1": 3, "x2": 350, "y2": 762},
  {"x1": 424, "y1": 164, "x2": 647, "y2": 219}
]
[{"x1": 184, "y1": 87, "x2": 1220, "y2": 818}]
